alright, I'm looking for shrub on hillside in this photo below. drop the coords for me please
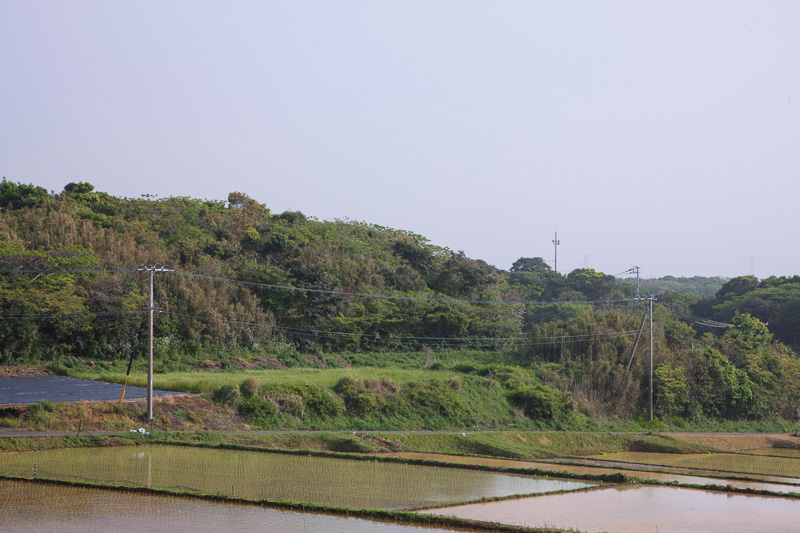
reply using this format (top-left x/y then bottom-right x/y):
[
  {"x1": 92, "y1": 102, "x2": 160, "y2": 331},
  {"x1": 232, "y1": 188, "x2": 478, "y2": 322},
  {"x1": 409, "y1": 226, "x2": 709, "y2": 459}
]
[
  {"x1": 335, "y1": 376, "x2": 398, "y2": 417},
  {"x1": 240, "y1": 377, "x2": 259, "y2": 398},
  {"x1": 265, "y1": 383, "x2": 343, "y2": 418},
  {"x1": 508, "y1": 383, "x2": 573, "y2": 421},
  {"x1": 213, "y1": 384, "x2": 240, "y2": 406},
  {"x1": 236, "y1": 396, "x2": 278, "y2": 428}
]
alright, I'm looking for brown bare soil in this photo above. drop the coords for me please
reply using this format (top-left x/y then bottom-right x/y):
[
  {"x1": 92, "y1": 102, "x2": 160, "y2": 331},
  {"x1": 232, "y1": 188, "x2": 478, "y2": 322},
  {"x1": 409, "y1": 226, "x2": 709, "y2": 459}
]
[
  {"x1": 0, "y1": 366, "x2": 50, "y2": 377},
  {"x1": 252, "y1": 357, "x2": 288, "y2": 369},
  {"x1": 6, "y1": 394, "x2": 249, "y2": 432},
  {"x1": 333, "y1": 357, "x2": 352, "y2": 368},
  {"x1": 194, "y1": 360, "x2": 224, "y2": 370},
  {"x1": 667, "y1": 433, "x2": 800, "y2": 451},
  {"x1": 305, "y1": 355, "x2": 327, "y2": 368}
]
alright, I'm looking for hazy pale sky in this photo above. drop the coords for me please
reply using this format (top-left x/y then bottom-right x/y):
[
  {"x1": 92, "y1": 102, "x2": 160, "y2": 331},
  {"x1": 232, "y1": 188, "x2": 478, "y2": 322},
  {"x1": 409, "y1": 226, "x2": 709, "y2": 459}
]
[{"x1": 1, "y1": 1, "x2": 798, "y2": 278}]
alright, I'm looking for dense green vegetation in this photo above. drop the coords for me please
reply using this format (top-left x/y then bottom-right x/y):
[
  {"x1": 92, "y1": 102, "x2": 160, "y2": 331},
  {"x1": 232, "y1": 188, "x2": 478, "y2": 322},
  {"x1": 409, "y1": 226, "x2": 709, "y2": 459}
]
[
  {"x1": 618, "y1": 275, "x2": 725, "y2": 297},
  {"x1": 2, "y1": 179, "x2": 800, "y2": 428}
]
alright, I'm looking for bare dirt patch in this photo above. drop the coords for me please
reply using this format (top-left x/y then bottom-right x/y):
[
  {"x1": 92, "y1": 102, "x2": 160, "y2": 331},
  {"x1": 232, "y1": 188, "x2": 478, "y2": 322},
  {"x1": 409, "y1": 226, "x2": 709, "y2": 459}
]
[
  {"x1": 667, "y1": 433, "x2": 800, "y2": 451},
  {"x1": 333, "y1": 357, "x2": 351, "y2": 368},
  {"x1": 230, "y1": 357, "x2": 255, "y2": 369},
  {"x1": 0, "y1": 366, "x2": 49, "y2": 377},
  {"x1": 253, "y1": 357, "x2": 287, "y2": 369},
  {"x1": 230, "y1": 357, "x2": 287, "y2": 369},
  {"x1": 305, "y1": 355, "x2": 327, "y2": 368},
  {"x1": 194, "y1": 360, "x2": 224, "y2": 371},
  {"x1": 6, "y1": 394, "x2": 248, "y2": 433},
  {"x1": 147, "y1": 394, "x2": 246, "y2": 431}
]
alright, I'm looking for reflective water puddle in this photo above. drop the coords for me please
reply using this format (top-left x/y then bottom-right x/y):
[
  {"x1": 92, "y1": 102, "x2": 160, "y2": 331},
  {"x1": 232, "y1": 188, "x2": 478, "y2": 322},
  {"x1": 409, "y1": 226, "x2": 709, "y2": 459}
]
[
  {"x1": 424, "y1": 484, "x2": 800, "y2": 533},
  {"x1": 383, "y1": 452, "x2": 800, "y2": 494}
]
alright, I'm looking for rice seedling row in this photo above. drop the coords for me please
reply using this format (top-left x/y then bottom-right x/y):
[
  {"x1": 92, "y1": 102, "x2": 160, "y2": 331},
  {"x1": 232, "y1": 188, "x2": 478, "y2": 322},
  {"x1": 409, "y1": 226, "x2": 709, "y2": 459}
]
[
  {"x1": 738, "y1": 448, "x2": 800, "y2": 459},
  {"x1": 588, "y1": 452, "x2": 800, "y2": 478},
  {"x1": 1, "y1": 478, "x2": 531, "y2": 533},
  {"x1": 0, "y1": 445, "x2": 593, "y2": 509}
]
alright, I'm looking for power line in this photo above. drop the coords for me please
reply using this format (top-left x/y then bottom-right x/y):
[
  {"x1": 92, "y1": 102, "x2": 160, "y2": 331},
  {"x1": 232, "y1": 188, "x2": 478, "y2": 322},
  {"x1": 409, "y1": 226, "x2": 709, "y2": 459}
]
[
  {"x1": 0, "y1": 310, "x2": 146, "y2": 320},
  {"x1": 0, "y1": 266, "x2": 673, "y2": 350},
  {"x1": 1, "y1": 266, "x2": 647, "y2": 307},
  {"x1": 161, "y1": 309, "x2": 653, "y2": 346},
  {"x1": 656, "y1": 303, "x2": 733, "y2": 328},
  {"x1": 173, "y1": 269, "x2": 641, "y2": 307},
  {"x1": 0, "y1": 268, "x2": 138, "y2": 274}
]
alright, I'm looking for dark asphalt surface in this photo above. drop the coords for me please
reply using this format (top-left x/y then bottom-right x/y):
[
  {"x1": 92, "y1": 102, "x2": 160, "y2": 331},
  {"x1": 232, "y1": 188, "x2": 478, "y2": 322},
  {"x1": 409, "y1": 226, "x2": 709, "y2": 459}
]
[{"x1": 0, "y1": 376, "x2": 183, "y2": 406}]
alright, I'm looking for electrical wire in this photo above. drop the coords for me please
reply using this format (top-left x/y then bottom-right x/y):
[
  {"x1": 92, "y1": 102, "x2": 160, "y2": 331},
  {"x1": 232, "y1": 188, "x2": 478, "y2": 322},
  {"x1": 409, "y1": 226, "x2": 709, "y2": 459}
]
[
  {"x1": 1, "y1": 266, "x2": 646, "y2": 307},
  {"x1": 656, "y1": 303, "x2": 733, "y2": 328},
  {"x1": 172, "y1": 269, "x2": 642, "y2": 307},
  {"x1": 160, "y1": 310, "x2": 658, "y2": 347},
  {"x1": 0, "y1": 310, "x2": 147, "y2": 320},
  {"x1": 0, "y1": 266, "x2": 672, "y2": 349},
  {"x1": 0, "y1": 268, "x2": 138, "y2": 274}
]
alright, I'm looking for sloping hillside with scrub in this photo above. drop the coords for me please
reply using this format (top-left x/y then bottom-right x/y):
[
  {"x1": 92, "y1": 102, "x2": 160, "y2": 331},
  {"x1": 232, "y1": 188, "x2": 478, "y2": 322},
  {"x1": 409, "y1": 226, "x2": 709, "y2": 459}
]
[{"x1": 1, "y1": 178, "x2": 800, "y2": 431}]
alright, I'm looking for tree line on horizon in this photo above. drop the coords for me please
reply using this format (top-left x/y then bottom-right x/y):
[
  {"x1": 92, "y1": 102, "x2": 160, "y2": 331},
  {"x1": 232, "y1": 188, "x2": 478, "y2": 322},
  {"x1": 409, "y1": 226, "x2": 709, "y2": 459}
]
[{"x1": 1, "y1": 178, "x2": 799, "y2": 421}]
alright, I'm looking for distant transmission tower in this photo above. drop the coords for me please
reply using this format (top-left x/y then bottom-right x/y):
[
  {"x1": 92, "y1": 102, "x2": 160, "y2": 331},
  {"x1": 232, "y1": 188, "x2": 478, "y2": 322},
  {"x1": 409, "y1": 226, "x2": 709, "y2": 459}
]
[{"x1": 552, "y1": 230, "x2": 560, "y2": 274}]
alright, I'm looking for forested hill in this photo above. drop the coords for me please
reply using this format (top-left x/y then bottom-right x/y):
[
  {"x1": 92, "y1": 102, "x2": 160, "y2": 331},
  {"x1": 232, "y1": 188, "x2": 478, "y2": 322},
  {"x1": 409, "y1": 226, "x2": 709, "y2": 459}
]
[
  {"x1": 1, "y1": 178, "x2": 798, "y2": 359},
  {"x1": 0, "y1": 179, "x2": 625, "y2": 361},
  {"x1": 618, "y1": 276, "x2": 725, "y2": 297},
  {"x1": 4, "y1": 179, "x2": 800, "y2": 423}
]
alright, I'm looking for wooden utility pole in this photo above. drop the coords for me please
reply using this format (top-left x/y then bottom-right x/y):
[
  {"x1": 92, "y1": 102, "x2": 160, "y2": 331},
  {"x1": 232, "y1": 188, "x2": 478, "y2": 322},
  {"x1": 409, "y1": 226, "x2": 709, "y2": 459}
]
[{"x1": 137, "y1": 264, "x2": 174, "y2": 423}]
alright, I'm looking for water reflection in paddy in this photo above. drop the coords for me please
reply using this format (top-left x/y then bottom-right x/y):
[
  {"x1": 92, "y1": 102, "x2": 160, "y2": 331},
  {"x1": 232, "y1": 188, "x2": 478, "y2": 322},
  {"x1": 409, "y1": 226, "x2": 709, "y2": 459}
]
[
  {"x1": 0, "y1": 479, "x2": 465, "y2": 533},
  {"x1": 384, "y1": 452, "x2": 800, "y2": 494},
  {"x1": 425, "y1": 484, "x2": 800, "y2": 533},
  {"x1": 0, "y1": 446, "x2": 592, "y2": 509}
]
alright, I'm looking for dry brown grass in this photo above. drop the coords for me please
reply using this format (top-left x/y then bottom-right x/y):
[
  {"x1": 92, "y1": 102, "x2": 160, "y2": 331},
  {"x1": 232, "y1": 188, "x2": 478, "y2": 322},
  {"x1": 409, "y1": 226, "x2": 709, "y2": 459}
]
[
  {"x1": 7, "y1": 395, "x2": 249, "y2": 432},
  {"x1": 666, "y1": 433, "x2": 800, "y2": 452}
]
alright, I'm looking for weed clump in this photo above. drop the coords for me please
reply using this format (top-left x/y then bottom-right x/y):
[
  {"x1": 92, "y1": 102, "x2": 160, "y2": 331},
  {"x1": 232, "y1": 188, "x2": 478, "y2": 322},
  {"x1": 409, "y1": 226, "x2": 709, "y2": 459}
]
[
  {"x1": 240, "y1": 378, "x2": 259, "y2": 398},
  {"x1": 237, "y1": 396, "x2": 278, "y2": 428},
  {"x1": 213, "y1": 384, "x2": 240, "y2": 405},
  {"x1": 26, "y1": 401, "x2": 60, "y2": 429}
]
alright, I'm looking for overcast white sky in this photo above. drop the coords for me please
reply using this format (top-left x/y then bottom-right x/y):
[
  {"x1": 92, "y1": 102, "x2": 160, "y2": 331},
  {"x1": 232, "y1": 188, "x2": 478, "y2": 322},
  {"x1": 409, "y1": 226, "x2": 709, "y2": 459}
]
[{"x1": 1, "y1": 1, "x2": 798, "y2": 278}]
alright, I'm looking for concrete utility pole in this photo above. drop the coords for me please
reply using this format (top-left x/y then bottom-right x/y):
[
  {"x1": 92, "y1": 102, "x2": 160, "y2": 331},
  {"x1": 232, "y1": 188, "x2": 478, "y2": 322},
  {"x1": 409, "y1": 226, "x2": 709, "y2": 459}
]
[
  {"x1": 137, "y1": 264, "x2": 174, "y2": 423},
  {"x1": 552, "y1": 231, "x2": 560, "y2": 274},
  {"x1": 649, "y1": 295, "x2": 654, "y2": 421},
  {"x1": 621, "y1": 292, "x2": 656, "y2": 421}
]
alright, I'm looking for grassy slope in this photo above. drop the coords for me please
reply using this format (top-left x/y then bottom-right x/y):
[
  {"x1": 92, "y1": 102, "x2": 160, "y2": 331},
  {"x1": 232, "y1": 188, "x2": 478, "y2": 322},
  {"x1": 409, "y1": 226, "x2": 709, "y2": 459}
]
[
  {"x1": 8, "y1": 358, "x2": 799, "y2": 433},
  {"x1": 0, "y1": 431, "x2": 710, "y2": 458},
  {"x1": 75, "y1": 368, "x2": 459, "y2": 393}
]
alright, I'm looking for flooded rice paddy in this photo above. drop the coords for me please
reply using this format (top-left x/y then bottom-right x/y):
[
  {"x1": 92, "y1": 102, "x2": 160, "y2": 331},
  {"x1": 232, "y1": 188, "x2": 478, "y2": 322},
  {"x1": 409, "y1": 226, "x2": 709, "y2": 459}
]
[
  {"x1": 0, "y1": 445, "x2": 591, "y2": 509},
  {"x1": 585, "y1": 451, "x2": 800, "y2": 480},
  {"x1": 0, "y1": 479, "x2": 467, "y2": 533},
  {"x1": 425, "y1": 484, "x2": 800, "y2": 533},
  {"x1": 744, "y1": 448, "x2": 800, "y2": 459},
  {"x1": 4, "y1": 444, "x2": 799, "y2": 532},
  {"x1": 383, "y1": 452, "x2": 800, "y2": 494}
]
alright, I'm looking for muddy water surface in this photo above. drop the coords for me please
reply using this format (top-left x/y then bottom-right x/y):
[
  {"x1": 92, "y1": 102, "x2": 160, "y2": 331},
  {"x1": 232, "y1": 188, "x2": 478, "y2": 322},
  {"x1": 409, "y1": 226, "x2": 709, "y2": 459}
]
[
  {"x1": 424, "y1": 484, "x2": 800, "y2": 533},
  {"x1": 0, "y1": 479, "x2": 467, "y2": 533}
]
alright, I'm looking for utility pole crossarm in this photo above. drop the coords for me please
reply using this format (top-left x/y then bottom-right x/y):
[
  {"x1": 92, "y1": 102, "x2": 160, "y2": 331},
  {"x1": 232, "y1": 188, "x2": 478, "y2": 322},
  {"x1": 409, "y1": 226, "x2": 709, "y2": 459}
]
[{"x1": 624, "y1": 266, "x2": 641, "y2": 299}]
